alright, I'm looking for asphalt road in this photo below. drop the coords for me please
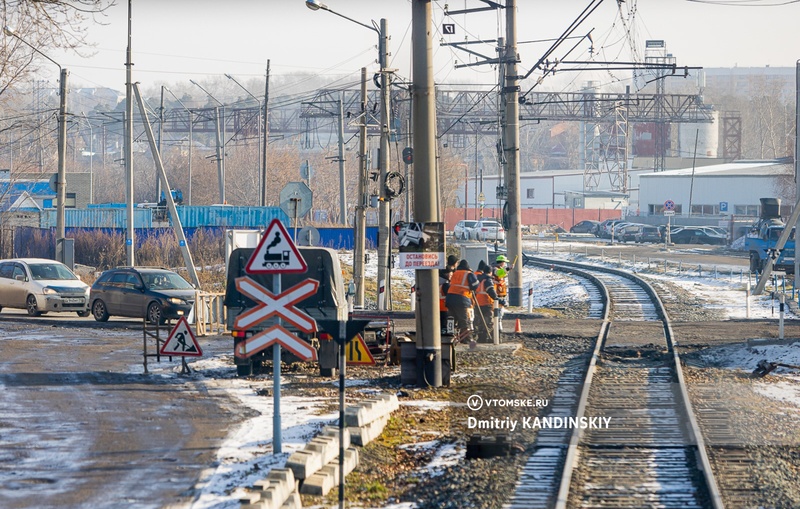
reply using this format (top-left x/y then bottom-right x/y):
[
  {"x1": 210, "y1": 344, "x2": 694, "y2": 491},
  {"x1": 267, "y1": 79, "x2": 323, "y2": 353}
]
[{"x1": 0, "y1": 310, "x2": 240, "y2": 509}]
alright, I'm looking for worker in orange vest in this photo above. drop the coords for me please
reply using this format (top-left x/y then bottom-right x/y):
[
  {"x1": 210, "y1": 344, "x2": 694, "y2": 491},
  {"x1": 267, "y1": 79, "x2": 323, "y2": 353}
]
[
  {"x1": 446, "y1": 259, "x2": 479, "y2": 346},
  {"x1": 474, "y1": 263, "x2": 498, "y2": 343},
  {"x1": 493, "y1": 254, "x2": 512, "y2": 331}
]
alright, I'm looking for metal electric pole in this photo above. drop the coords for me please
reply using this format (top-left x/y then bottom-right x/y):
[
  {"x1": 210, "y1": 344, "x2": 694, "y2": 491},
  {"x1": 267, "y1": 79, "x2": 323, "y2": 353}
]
[
  {"x1": 125, "y1": 0, "x2": 135, "y2": 266},
  {"x1": 56, "y1": 68, "x2": 68, "y2": 263},
  {"x1": 337, "y1": 92, "x2": 347, "y2": 225},
  {"x1": 503, "y1": 0, "x2": 523, "y2": 306},
  {"x1": 262, "y1": 60, "x2": 270, "y2": 207},
  {"x1": 412, "y1": 0, "x2": 442, "y2": 387},
  {"x1": 377, "y1": 17, "x2": 391, "y2": 310},
  {"x1": 795, "y1": 60, "x2": 800, "y2": 287},
  {"x1": 354, "y1": 67, "x2": 368, "y2": 308}
]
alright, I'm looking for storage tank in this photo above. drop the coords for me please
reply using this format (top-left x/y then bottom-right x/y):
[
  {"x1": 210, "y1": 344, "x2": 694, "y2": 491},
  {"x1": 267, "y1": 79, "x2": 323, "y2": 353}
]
[{"x1": 678, "y1": 108, "x2": 719, "y2": 158}]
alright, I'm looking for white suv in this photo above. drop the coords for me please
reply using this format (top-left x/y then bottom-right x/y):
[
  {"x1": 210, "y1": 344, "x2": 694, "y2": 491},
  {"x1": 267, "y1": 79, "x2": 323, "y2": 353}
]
[{"x1": 0, "y1": 258, "x2": 91, "y2": 317}]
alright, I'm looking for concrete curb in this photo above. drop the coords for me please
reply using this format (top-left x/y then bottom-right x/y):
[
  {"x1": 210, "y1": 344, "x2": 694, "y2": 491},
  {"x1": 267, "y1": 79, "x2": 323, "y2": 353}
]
[
  {"x1": 242, "y1": 392, "x2": 400, "y2": 504},
  {"x1": 239, "y1": 468, "x2": 298, "y2": 509}
]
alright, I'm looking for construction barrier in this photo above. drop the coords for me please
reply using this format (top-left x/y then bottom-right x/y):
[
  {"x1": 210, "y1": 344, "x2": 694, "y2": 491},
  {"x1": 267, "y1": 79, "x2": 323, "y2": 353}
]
[{"x1": 194, "y1": 291, "x2": 227, "y2": 336}]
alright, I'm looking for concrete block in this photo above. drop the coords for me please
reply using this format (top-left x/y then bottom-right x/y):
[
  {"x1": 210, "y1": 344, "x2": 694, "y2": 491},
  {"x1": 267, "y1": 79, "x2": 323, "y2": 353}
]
[
  {"x1": 238, "y1": 491, "x2": 262, "y2": 507},
  {"x1": 344, "y1": 393, "x2": 399, "y2": 427},
  {"x1": 280, "y1": 490, "x2": 302, "y2": 509},
  {"x1": 349, "y1": 414, "x2": 389, "y2": 446},
  {"x1": 300, "y1": 447, "x2": 360, "y2": 496},
  {"x1": 286, "y1": 449, "x2": 323, "y2": 480}
]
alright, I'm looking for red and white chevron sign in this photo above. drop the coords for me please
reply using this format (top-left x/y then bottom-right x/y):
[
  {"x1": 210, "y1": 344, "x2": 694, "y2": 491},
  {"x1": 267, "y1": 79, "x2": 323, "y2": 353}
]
[
  {"x1": 234, "y1": 277, "x2": 319, "y2": 333},
  {"x1": 234, "y1": 324, "x2": 317, "y2": 361}
]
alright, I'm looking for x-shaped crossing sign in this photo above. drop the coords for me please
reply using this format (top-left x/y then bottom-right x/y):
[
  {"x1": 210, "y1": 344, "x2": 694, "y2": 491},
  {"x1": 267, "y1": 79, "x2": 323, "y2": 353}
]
[{"x1": 234, "y1": 277, "x2": 319, "y2": 332}]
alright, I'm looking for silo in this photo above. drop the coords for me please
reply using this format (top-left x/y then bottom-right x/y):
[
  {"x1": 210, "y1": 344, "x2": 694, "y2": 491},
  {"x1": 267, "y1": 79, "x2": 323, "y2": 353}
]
[{"x1": 678, "y1": 108, "x2": 719, "y2": 158}]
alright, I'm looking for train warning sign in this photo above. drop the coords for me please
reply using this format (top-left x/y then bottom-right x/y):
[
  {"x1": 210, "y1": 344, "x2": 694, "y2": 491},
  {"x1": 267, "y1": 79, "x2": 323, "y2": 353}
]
[
  {"x1": 346, "y1": 334, "x2": 376, "y2": 365},
  {"x1": 246, "y1": 219, "x2": 307, "y2": 274},
  {"x1": 160, "y1": 317, "x2": 203, "y2": 357}
]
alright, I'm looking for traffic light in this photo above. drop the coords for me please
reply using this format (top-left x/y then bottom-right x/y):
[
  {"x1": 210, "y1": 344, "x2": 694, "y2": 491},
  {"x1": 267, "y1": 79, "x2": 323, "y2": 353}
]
[{"x1": 402, "y1": 147, "x2": 413, "y2": 165}]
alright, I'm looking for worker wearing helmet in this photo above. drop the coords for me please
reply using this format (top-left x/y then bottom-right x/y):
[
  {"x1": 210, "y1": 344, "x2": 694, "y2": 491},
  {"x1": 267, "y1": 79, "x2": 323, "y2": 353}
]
[{"x1": 492, "y1": 254, "x2": 512, "y2": 331}]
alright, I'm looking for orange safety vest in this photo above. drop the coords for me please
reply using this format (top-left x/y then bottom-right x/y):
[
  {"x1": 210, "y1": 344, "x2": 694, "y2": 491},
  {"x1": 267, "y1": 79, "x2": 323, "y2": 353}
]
[
  {"x1": 493, "y1": 269, "x2": 508, "y2": 297},
  {"x1": 439, "y1": 281, "x2": 448, "y2": 312},
  {"x1": 447, "y1": 270, "x2": 473, "y2": 299},
  {"x1": 475, "y1": 277, "x2": 495, "y2": 307}
]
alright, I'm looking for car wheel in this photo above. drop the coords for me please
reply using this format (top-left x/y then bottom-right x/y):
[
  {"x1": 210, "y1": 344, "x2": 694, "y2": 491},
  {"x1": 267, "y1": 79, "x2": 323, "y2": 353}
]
[
  {"x1": 77, "y1": 310, "x2": 91, "y2": 318},
  {"x1": 26, "y1": 295, "x2": 42, "y2": 317},
  {"x1": 147, "y1": 302, "x2": 164, "y2": 324},
  {"x1": 92, "y1": 299, "x2": 110, "y2": 322}
]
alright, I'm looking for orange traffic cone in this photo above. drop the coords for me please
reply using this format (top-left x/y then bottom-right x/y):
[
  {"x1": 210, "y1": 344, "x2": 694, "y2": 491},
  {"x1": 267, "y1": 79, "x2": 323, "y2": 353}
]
[{"x1": 514, "y1": 318, "x2": 522, "y2": 333}]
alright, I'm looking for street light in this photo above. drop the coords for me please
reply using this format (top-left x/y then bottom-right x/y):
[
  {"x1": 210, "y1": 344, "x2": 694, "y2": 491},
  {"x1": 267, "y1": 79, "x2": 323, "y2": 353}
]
[
  {"x1": 305, "y1": 1, "x2": 391, "y2": 310},
  {"x1": 225, "y1": 73, "x2": 264, "y2": 207},
  {"x1": 190, "y1": 79, "x2": 226, "y2": 204},
  {"x1": 4, "y1": 26, "x2": 69, "y2": 264}
]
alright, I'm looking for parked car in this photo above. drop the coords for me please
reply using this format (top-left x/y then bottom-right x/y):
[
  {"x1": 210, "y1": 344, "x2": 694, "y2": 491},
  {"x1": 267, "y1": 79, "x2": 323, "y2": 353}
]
[
  {"x1": 616, "y1": 223, "x2": 643, "y2": 242},
  {"x1": 472, "y1": 220, "x2": 506, "y2": 242},
  {"x1": 598, "y1": 219, "x2": 624, "y2": 238},
  {"x1": 90, "y1": 267, "x2": 196, "y2": 323},
  {"x1": 570, "y1": 220, "x2": 600, "y2": 234},
  {"x1": 0, "y1": 258, "x2": 91, "y2": 316},
  {"x1": 635, "y1": 225, "x2": 662, "y2": 243},
  {"x1": 454, "y1": 220, "x2": 478, "y2": 240},
  {"x1": 669, "y1": 226, "x2": 727, "y2": 245}
]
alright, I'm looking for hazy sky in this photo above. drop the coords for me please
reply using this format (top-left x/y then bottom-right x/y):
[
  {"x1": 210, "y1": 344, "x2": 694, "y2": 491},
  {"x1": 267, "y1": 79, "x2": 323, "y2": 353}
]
[{"x1": 40, "y1": 0, "x2": 800, "y2": 94}]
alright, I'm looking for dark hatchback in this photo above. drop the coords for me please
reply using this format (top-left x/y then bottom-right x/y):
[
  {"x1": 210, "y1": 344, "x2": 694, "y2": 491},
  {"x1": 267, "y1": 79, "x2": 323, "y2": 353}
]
[{"x1": 90, "y1": 267, "x2": 196, "y2": 323}]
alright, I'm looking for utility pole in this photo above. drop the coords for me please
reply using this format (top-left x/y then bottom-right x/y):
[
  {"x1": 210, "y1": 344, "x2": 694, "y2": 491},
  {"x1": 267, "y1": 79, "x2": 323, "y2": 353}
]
[
  {"x1": 125, "y1": 0, "x2": 135, "y2": 266},
  {"x1": 157, "y1": 85, "x2": 164, "y2": 203},
  {"x1": 377, "y1": 17, "x2": 391, "y2": 310},
  {"x1": 353, "y1": 67, "x2": 368, "y2": 308},
  {"x1": 412, "y1": 0, "x2": 442, "y2": 387},
  {"x1": 337, "y1": 92, "x2": 347, "y2": 224},
  {"x1": 262, "y1": 60, "x2": 270, "y2": 207},
  {"x1": 504, "y1": 0, "x2": 523, "y2": 306},
  {"x1": 794, "y1": 60, "x2": 800, "y2": 287}
]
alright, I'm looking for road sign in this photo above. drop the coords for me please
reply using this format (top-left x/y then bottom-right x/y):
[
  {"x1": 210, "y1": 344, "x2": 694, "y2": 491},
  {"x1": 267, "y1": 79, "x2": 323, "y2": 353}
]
[
  {"x1": 442, "y1": 23, "x2": 455, "y2": 35},
  {"x1": 720, "y1": 201, "x2": 728, "y2": 213},
  {"x1": 234, "y1": 324, "x2": 317, "y2": 361},
  {"x1": 297, "y1": 226, "x2": 320, "y2": 246},
  {"x1": 246, "y1": 219, "x2": 307, "y2": 274},
  {"x1": 664, "y1": 210, "x2": 675, "y2": 216},
  {"x1": 664, "y1": 199, "x2": 675, "y2": 211},
  {"x1": 346, "y1": 334, "x2": 376, "y2": 365},
  {"x1": 160, "y1": 317, "x2": 203, "y2": 357},
  {"x1": 234, "y1": 277, "x2": 319, "y2": 332},
  {"x1": 280, "y1": 181, "x2": 313, "y2": 219}
]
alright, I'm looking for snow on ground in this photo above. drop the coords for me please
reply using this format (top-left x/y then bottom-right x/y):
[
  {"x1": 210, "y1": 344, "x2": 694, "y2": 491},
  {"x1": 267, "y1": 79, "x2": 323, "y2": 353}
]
[{"x1": 139, "y1": 243, "x2": 800, "y2": 508}]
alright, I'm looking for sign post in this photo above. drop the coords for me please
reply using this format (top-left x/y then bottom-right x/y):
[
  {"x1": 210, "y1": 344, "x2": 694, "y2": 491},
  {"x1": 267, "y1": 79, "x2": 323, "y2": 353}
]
[
  {"x1": 160, "y1": 316, "x2": 203, "y2": 374},
  {"x1": 663, "y1": 200, "x2": 675, "y2": 247},
  {"x1": 242, "y1": 218, "x2": 310, "y2": 454},
  {"x1": 317, "y1": 319, "x2": 371, "y2": 509}
]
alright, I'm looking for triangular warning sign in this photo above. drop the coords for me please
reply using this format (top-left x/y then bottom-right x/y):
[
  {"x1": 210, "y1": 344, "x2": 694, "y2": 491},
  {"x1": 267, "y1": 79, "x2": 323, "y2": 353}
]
[
  {"x1": 346, "y1": 333, "x2": 376, "y2": 365},
  {"x1": 161, "y1": 317, "x2": 203, "y2": 357},
  {"x1": 246, "y1": 219, "x2": 308, "y2": 274}
]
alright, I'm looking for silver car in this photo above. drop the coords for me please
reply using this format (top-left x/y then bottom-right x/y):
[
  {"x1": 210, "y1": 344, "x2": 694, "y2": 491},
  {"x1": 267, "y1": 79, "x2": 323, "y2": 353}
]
[
  {"x1": 473, "y1": 220, "x2": 506, "y2": 242},
  {"x1": 0, "y1": 258, "x2": 91, "y2": 317}
]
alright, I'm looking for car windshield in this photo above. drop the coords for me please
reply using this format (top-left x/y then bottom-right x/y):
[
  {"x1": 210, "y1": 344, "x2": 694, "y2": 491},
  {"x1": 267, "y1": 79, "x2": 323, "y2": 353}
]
[
  {"x1": 29, "y1": 263, "x2": 78, "y2": 281},
  {"x1": 142, "y1": 272, "x2": 193, "y2": 290}
]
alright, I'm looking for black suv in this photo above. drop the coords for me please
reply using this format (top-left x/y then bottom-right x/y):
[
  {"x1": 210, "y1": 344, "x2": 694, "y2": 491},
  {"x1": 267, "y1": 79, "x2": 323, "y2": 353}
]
[{"x1": 90, "y1": 267, "x2": 195, "y2": 323}]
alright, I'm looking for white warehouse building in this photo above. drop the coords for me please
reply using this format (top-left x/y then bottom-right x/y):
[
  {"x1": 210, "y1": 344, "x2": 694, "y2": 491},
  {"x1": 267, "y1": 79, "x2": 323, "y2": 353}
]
[{"x1": 638, "y1": 161, "x2": 792, "y2": 217}]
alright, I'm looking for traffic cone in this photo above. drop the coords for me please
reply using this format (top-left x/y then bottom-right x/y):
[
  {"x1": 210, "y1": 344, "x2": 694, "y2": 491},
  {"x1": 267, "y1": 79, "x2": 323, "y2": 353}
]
[{"x1": 514, "y1": 318, "x2": 522, "y2": 333}]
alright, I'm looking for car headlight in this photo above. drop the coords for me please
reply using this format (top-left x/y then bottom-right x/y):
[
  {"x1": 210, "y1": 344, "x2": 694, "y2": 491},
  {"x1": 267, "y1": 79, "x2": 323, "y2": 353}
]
[
  {"x1": 42, "y1": 287, "x2": 58, "y2": 295},
  {"x1": 167, "y1": 297, "x2": 186, "y2": 305}
]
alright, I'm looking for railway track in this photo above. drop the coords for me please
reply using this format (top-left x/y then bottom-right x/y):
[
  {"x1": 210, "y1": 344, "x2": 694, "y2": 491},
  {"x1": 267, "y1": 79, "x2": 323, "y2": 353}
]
[{"x1": 507, "y1": 257, "x2": 723, "y2": 509}]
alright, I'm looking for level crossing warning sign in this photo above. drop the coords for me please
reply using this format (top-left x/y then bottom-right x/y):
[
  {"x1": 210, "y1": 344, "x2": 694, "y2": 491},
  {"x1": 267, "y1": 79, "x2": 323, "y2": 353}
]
[
  {"x1": 160, "y1": 317, "x2": 203, "y2": 357},
  {"x1": 246, "y1": 219, "x2": 307, "y2": 274},
  {"x1": 346, "y1": 334, "x2": 376, "y2": 365}
]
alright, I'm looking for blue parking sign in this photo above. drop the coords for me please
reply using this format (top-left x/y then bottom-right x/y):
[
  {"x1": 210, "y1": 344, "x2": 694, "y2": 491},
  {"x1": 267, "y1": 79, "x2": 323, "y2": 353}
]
[{"x1": 720, "y1": 201, "x2": 728, "y2": 212}]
